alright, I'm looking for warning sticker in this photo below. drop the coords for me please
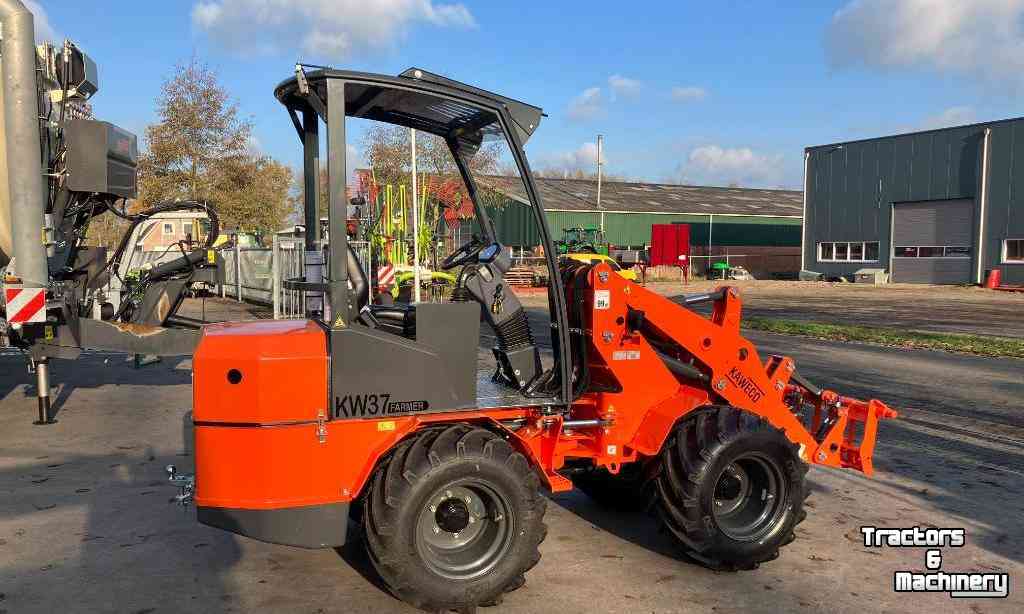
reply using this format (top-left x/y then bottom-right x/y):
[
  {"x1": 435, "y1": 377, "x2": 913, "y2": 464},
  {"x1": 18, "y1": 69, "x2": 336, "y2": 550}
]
[
  {"x1": 612, "y1": 350, "x2": 640, "y2": 361},
  {"x1": 594, "y1": 289, "x2": 611, "y2": 310}
]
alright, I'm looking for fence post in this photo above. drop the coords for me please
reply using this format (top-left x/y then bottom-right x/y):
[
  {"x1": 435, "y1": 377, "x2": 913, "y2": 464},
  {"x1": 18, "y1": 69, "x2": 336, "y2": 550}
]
[
  {"x1": 272, "y1": 235, "x2": 281, "y2": 319},
  {"x1": 235, "y1": 240, "x2": 242, "y2": 301}
]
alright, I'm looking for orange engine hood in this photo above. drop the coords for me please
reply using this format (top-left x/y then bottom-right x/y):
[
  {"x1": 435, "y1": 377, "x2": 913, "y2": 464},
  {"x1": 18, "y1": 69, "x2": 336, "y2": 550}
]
[{"x1": 193, "y1": 319, "x2": 328, "y2": 424}]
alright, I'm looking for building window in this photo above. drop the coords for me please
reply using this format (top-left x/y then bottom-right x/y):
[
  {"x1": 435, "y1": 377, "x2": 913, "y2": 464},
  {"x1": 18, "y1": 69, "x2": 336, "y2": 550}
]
[
  {"x1": 1004, "y1": 239, "x2": 1024, "y2": 263},
  {"x1": 162, "y1": 222, "x2": 174, "y2": 236},
  {"x1": 894, "y1": 245, "x2": 971, "y2": 258},
  {"x1": 817, "y1": 241, "x2": 880, "y2": 262}
]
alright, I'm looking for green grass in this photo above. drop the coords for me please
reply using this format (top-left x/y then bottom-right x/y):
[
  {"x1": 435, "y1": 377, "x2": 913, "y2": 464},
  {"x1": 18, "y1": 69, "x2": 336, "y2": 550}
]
[{"x1": 742, "y1": 316, "x2": 1024, "y2": 359}]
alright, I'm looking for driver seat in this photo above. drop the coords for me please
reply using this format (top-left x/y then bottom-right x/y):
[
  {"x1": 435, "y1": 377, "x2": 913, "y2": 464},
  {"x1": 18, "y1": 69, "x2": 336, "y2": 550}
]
[{"x1": 345, "y1": 247, "x2": 417, "y2": 337}]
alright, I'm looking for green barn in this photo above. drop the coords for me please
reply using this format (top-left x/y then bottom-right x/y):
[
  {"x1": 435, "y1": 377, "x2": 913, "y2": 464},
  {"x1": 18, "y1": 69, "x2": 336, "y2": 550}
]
[{"x1": 477, "y1": 176, "x2": 803, "y2": 277}]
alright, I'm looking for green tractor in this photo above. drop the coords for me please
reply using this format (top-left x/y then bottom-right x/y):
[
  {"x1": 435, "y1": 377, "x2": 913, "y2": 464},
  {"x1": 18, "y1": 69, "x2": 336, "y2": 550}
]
[{"x1": 556, "y1": 226, "x2": 609, "y2": 256}]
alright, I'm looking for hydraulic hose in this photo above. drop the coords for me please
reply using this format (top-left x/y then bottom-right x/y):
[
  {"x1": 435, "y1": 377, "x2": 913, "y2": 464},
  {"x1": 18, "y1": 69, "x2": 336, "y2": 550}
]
[{"x1": 102, "y1": 200, "x2": 220, "y2": 282}]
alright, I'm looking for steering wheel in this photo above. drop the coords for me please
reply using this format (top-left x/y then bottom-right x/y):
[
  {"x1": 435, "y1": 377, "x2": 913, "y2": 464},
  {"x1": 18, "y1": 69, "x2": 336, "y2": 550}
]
[{"x1": 441, "y1": 235, "x2": 485, "y2": 270}]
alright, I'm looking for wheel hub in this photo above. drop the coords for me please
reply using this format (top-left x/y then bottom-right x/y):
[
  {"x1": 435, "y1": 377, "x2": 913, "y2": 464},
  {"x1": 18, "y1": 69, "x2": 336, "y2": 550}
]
[
  {"x1": 435, "y1": 498, "x2": 471, "y2": 533},
  {"x1": 713, "y1": 463, "x2": 750, "y2": 516},
  {"x1": 416, "y1": 482, "x2": 514, "y2": 580}
]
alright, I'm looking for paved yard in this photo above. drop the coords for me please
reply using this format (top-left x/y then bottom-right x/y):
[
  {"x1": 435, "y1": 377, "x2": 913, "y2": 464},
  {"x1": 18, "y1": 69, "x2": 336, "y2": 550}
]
[{"x1": 2, "y1": 285, "x2": 1022, "y2": 613}]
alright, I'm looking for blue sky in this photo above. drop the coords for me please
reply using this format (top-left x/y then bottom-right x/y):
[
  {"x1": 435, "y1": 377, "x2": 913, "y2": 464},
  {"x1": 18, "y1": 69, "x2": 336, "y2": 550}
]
[{"x1": 30, "y1": 0, "x2": 1024, "y2": 189}]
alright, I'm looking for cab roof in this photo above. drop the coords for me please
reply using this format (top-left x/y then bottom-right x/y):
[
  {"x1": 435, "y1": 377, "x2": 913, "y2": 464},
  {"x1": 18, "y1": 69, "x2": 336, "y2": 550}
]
[{"x1": 275, "y1": 67, "x2": 545, "y2": 145}]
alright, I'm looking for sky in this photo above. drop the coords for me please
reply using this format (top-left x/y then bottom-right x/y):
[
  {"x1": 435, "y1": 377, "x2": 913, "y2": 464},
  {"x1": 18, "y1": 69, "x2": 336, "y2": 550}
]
[{"x1": 28, "y1": 0, "x2": 1024, "y2": 190}]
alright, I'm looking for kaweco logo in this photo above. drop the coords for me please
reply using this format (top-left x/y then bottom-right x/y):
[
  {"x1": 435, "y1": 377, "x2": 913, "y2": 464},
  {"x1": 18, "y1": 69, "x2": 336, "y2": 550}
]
[{"x1": 726, "y1": 366, "x2": 765, "y2": 403}]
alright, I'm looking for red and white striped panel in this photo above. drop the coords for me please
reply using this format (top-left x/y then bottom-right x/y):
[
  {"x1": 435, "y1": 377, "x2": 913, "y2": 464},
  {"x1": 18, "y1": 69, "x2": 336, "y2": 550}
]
[
  {"x1": 377, "y1": 264, "x2": 395, "y2": 289},
  {"x1": 4, "y1": 287, "x2": 47, "y2": 324}
]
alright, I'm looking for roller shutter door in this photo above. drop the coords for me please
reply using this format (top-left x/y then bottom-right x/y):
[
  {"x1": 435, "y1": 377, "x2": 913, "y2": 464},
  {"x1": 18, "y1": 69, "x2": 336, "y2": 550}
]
[{"x1": 892, "y1": 200, "x2": 974, "y2": 284}]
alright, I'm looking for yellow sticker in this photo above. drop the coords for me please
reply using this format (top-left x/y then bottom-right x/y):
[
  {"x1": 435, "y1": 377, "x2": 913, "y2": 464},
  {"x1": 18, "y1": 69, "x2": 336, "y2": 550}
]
[
  {"x1": 333, "y1": 315, "x2": 347, "y2": 329},
  {"x1": 207, "y1": 249, "x2": 216, "y2": 264},
  {"x1": 377, "y1": 421, "x2": 396, "y2": 432},
  {"x1": 44, "y1": 326, "x2": 54, "y2": 341}
]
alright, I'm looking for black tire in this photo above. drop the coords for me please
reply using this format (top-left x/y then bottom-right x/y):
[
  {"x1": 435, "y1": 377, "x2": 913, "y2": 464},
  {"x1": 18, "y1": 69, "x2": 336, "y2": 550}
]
[
  {"x1": 652, "y1": 406, "x2": 807, "y2": 570},
  {"x1": 571, "y1": 462, "x2": 649, "y2": 511},
  {"x1": 362, "y1": 424, "x2": 547, "y2": 611}
]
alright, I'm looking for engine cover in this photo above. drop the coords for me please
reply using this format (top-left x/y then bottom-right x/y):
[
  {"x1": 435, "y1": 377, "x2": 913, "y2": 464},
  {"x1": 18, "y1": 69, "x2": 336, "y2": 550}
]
[{"x1": 193, "y1": 319, "x2": 328, "y2": 424}]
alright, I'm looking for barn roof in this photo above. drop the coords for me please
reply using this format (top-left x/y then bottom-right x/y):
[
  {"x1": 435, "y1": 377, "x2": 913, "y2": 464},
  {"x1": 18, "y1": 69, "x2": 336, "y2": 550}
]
[{"x1": 480, "y1": 175, "x2": 803, "y2": 218}]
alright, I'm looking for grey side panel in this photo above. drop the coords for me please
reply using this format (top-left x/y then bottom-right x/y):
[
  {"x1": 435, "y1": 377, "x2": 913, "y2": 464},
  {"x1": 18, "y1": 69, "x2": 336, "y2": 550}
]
[
  {"x1": 331, "y1": 303, "x2": 480, "y2": 418},
  {"x1": 415, "y1": 302, "x2": 479, "y2": 403},
  {"x1": 198, "y1": 502, "x2": 348, "y2": 549}
]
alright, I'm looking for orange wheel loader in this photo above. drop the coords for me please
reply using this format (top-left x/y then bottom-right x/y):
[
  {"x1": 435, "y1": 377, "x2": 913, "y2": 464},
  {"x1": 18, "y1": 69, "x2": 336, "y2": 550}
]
[{"x1": 172, "y1": 67, "x2": 898, "y2": 612}]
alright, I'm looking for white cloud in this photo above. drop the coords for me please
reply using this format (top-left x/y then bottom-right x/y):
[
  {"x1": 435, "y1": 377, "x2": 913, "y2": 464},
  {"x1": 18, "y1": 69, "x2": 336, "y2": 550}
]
[
  {"x1": 607, "y1": 75, "x2": 641, "y2": 100},
  {"x1": 670, "y1": 86, "x2": 707, "y2": 102},
  {"x1": 192, "y1": 0, "x2": 476, "y2": 59},
  {"x1": 920, "y1": 106, "x2": 976, "y2": 129},
  {"x1": 537, "y1": 142, "x2": 605, "y2": 176},
  {"x1": 826, "y1": 0, "x2": 1024, "y2": 85},
  {"x1": 562, "y1": 142, "x2": 602, "y2": 169},
  {"x1": 24, "y1": 1, "x2": 57, "y2": 43},
  {"x1": 566, "y1": 87, "x2": 604, "y2": 121},
  {"x1": 677, "y1": 145, "x2": 786, "y2": 187}
]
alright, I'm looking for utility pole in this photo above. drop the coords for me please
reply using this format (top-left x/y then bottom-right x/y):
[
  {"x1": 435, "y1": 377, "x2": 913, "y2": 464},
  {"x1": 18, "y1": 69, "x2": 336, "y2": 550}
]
[
  {"x1": 411, "y1": 128, "x2": 421, "y2": 303},
  {"x1": 596, "y1": 134, "x2": 604, "y2": 233}
]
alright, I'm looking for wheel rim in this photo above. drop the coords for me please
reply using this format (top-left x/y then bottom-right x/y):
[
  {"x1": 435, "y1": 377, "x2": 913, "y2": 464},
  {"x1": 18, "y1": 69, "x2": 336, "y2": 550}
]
[
  {"x1": 415, "y1": 480, "x2": 515, "y2": 580},
  {"x1": 711, "y1": 453, "x2": 787, "y2": 542}
]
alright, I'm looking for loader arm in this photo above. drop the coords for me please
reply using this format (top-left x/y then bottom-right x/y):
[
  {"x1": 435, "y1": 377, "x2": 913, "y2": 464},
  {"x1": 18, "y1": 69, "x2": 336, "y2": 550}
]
[{"x1": 574, "y1": 262, "x2": 896, "y2": 476}]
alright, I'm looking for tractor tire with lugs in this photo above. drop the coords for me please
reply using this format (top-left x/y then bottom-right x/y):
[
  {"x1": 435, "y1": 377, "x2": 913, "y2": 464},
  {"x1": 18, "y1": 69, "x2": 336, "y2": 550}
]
[
  {"x1": 652, "y1": 406, "x2": 808, "y2": 570},
  {"x1": 363, "y1": 424, "x2": 548, "y2": 611}
]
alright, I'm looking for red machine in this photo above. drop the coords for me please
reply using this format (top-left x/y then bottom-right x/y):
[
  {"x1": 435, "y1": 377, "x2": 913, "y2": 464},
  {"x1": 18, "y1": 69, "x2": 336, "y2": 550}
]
[{"x1": 176, "y1": 67, "x2": 897, "y2": 612}]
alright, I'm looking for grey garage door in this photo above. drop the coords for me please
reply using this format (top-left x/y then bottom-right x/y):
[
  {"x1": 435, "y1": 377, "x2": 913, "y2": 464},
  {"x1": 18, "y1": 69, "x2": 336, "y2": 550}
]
[{"x1": 892, "y1": 199, "x2": 974, "y2": 284}]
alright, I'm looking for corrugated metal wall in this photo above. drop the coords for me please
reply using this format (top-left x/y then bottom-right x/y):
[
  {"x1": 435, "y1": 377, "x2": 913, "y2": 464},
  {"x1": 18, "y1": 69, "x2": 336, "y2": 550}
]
[
  {"x1": 547, "y1": 211, "x2": 800, "y2": 247},
  {"x1": 806, "y1": 117, "x2": 1024, "y2": 284},
  {"x1": 475, "y1": 199, "x2": 801, "y2": 251}
]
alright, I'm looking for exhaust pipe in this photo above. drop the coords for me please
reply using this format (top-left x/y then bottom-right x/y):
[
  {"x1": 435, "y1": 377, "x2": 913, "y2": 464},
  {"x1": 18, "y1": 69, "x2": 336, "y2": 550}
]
[{"x1": 0, "y1": 0, "x2": 46, "y2": 288}]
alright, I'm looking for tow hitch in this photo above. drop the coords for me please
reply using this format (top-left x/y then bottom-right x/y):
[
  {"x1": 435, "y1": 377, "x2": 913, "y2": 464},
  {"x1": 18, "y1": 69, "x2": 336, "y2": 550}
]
[{"x1": 166, "y1": 464, "x2": 195, "y2": 506}]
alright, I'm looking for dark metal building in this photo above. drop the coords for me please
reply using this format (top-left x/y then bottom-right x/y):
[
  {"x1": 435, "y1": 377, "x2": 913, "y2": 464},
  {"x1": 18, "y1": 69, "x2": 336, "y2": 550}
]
[{"x1": 804, "y1": 118, "x2": 1024, "y2": 285}]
